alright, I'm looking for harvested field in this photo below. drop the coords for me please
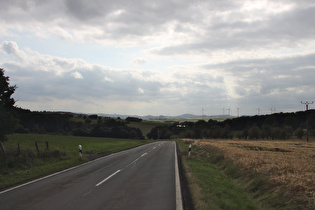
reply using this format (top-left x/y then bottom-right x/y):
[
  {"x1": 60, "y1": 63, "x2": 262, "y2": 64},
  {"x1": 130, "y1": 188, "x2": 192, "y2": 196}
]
[{"x1": 187, "y1": 139, "x2": 315, "y2": 207}]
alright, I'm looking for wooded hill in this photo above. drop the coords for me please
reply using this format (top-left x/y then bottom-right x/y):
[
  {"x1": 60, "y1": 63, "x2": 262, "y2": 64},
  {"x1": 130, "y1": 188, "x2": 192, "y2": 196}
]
[
  {"x1": 147, "y1": 110, "x2": 315, "y2": 140},
  {"x1": 7, "y1": 107, "x2": 315, "y2": 141},
  {"x1": 11, "y1": 108, "x2": 144, "y2": 139}
]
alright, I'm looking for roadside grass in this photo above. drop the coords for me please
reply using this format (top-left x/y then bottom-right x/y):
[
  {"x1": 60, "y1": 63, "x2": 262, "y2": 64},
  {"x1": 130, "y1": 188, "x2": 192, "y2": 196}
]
[
  {"x1": 197, "y1": 139, "x2": 315, "y2": 208},
  {"x1": 0, "y1": 134, "x2": 149, "y2": 190},
  {"x1": 177, "y1": 140, "x2": 258, "y2": 209},
  {"x1": 178, "y1": 139, "x2": 315, "y2": 209}
]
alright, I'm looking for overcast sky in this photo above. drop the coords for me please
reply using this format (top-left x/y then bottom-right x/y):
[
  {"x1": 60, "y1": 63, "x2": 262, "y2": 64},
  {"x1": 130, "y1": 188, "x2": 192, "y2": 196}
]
[{"x1": 1, "y1": 0, "x2": 315, "y2": 116}]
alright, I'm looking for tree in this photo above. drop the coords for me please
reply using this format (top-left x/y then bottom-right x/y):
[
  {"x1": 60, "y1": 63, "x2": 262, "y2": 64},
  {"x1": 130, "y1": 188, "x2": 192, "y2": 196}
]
[
  {"x1": 248, "y1": 125, "x2": 261, "y2": 139},
  {"x1": 0, "y1": 68, "x2": 17, "y2": 153},
  {"x1": 0, "y1": 68, "x2": 16, "y2": 109},
  {"x1": 125, "y1": 117, "x2": 142, "y2": 122}
]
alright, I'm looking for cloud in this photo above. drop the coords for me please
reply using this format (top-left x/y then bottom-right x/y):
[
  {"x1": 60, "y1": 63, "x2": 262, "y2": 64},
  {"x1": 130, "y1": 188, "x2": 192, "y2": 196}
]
[
  {"x1": 1, "y1": 41, "x2": 27, "y2": 60},
  {"x1": 0, "y1": 41, "x2": 234, "y2": 114},
  {"x1": 131, "y1": 58, "x2": 146, "y2": 66},
  {"x1": 103, "y1": 76, "x2": 114, "y2": 83},
  {"x1": 2, "y1": 41, "x2": 19, "y2": 54},
  {"x1": 2, "y1": 1, "x2": 315, "y2": 53},
  {"x1": 150, "y1": 2, "x2": 315, "y2": 58},
  {"x1": 1, "y1": 1, "x2": 315, "y2": 115},
  {"x1": 137, "y1": 88, "x2": 144, "y2": 94},
  {"x1": 202, "y1": 51, "x2": 315, "y2": 114},
  {"x1": 0, "y1": 0, "x2": 238, "y2": 46},
  {"x1": 71, "y1": 71, "x2": 83, "y2": 79}
]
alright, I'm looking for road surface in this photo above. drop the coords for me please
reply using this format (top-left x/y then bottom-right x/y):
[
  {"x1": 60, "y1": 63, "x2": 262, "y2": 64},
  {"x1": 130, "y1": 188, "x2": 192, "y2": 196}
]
[{"x1": 0, "y1": 141, "x2": 182, "y2": 210}]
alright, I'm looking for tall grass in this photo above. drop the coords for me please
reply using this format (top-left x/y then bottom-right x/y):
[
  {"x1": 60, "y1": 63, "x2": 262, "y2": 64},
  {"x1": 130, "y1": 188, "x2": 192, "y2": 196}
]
[{"x1": 0, "y1": 134, "x2": 149, "y2": 190}]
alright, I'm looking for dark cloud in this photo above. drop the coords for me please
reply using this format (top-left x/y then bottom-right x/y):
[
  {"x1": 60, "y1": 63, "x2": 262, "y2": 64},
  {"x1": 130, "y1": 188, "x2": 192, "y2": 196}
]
[{"x1": 151, "y1": 3, "x2": 315, "y2": 56}]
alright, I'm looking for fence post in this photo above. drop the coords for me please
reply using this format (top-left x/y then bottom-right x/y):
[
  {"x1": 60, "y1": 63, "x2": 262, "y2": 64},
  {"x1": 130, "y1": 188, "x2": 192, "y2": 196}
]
[
  {"x1": 0, "y1": 141, "x2": 6, "y2": 155},
  {"x1": 17, "y1": 143, "x2": 20, "y2": 156},
  {"x1": 46, "y1": 141, "x2": 49, "y2": 150},
  {"x1": 35, "y1": 141, "x2": 39, "y2": 153}
]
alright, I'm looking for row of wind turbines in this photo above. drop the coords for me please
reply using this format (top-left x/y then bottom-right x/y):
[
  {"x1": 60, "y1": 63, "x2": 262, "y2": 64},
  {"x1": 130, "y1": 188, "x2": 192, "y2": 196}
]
[
  {"x1": 220, "y1": 106, "x2": 277, "y2": 117},
  {"x1": 200, "y1": 101, "x2": 313, "y2": 117}
]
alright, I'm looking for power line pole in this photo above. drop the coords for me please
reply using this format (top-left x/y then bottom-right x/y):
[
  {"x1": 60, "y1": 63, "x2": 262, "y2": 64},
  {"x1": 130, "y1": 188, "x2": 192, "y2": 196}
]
[
  {"x1": 301, "y1": 101, "x2": 314, "y2": 142},
  {"x1": 301, "y1": 101, "x2": 313, "y2": 111}
]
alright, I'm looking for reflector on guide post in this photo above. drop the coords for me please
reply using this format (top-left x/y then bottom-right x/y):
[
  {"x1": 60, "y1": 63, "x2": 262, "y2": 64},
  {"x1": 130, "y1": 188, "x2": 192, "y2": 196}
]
[{"x1": 79, "y1": 145, "x2": 82, "y2": 159}]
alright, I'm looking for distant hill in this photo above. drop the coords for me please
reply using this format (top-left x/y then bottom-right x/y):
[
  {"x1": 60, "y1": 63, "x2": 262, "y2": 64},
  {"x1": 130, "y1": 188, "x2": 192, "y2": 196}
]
[{"x1": 93, "y1": 113, "x2": 233, "y2": 121}]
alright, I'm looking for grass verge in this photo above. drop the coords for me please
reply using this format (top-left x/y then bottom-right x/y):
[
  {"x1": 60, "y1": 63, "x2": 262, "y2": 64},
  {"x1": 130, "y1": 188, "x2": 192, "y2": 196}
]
[
  {"x1": 178, "y1": 140, "x2": 258, "y2": 209},
  {"x1": 178, "y1": 139, "x2": 314, "y2": 209},
  {"x1": 0, "y1": 133, "x2": 150, "y2": 190}
]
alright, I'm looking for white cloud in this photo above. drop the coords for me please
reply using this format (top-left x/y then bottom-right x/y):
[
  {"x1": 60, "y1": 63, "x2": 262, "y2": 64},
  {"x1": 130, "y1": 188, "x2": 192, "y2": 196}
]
[
  {"x1": 1, "y1": 1, "x2": 315, "y2": 115},
  {"x1": 0, "y1": 41, "x2": 233, "y2": 114},
  {"x1": 137, "y1": 88, "x2": 144, "y2": 94},
  {"x1": 1, "y1": 41, "x2": 26, "y2": 60},
  {"x1": 71, "y1": 71, "x2": 83, "y2": 79},
  {"x1": 2, "y1": 41, "x2": 19, "y2": 54},
  {"x1": 131, "y1": 58, "x2": 146, "y2": 66},
  {"x1": 103, "y1": 76, "x2": 114, "y2": 83}
]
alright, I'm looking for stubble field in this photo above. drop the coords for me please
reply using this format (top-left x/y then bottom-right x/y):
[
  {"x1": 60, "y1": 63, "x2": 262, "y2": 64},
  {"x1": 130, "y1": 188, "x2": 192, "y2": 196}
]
[{"x1": 187, "y1": 139, "x2": 315, "y2": 208}]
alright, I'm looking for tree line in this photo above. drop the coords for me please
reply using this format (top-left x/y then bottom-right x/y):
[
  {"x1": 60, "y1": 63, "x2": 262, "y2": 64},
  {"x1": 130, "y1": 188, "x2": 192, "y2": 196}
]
[
  {"x1": 0, "y1": 68, "x2": 144, "y2": 148},
  {"x1": 11, "y1": 108, "x2": 144, "y2": 139},
  {"x1": 147, "y1": 110, "x2": 315, "y2": 140}
]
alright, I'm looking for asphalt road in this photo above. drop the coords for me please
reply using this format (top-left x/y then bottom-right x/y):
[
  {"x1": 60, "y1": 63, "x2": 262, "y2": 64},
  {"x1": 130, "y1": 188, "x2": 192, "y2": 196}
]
[{"x1": 0, "y1": 141, "x2": 182, "y2": 210}]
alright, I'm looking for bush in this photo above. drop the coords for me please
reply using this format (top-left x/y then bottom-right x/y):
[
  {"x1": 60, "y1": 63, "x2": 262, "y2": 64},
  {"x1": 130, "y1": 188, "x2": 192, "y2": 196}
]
[
  {"x1": 0, "y1": 148, "x2": 67, "y2": 171},
  {"x1": 125, "y1": 117, "x2": 142, "y2": 122}
]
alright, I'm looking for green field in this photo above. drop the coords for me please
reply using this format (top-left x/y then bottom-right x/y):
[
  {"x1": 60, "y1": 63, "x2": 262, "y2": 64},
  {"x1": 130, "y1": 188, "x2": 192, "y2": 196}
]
[
  {"x1": 0, "y1": 134, "x2": 150, "y2": 190},
  {"x1": 126, "y1": 120, "x2": 172, "y2": 137}
]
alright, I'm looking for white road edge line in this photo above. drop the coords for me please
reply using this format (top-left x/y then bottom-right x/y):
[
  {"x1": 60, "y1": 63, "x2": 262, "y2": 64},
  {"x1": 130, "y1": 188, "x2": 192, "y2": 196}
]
[
  {"x1": 0, "y1": 149, "x2": 130, "y2": 195},
  {"x1": 96, "y1": 170, "x2": 121, "y2": 187},
  {"x1": 0, "y1": 143, "x2": 154, "y2": 195},
  {"x1": 175, "y1": 142, "x2": 183, "y2": 210},
  {"x1": 0, "y1": 160, "x2": 93, "y2": 195}
]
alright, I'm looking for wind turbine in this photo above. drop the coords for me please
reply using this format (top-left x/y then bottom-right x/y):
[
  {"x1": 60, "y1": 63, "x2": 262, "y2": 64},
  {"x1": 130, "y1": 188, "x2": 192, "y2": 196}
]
[{"x1": 257, "y1": 106, "x2": 261, "y2": 115}]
